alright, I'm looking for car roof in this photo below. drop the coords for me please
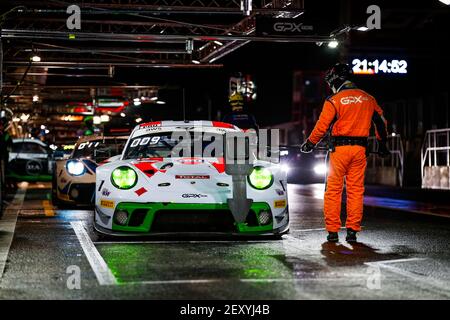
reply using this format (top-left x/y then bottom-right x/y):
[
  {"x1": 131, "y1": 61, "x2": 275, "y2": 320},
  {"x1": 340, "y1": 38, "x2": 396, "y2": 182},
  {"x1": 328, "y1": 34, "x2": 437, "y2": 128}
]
[
  {"x1": 12, "y1": 138, "x2": 48, "y2": 147},
  {"x1": 75, "y1": 135, "x2": 128, "y2": 144}
]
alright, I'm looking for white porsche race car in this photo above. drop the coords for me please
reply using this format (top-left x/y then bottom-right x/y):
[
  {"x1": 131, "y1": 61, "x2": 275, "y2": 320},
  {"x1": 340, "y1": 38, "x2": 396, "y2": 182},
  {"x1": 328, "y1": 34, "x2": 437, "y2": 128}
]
[
  {"x1": 94, "y1": 120, "x2": 289, "y2": 236},
  {"x1": 52, "y1": 135, "x2": 127, "y2": 206}
]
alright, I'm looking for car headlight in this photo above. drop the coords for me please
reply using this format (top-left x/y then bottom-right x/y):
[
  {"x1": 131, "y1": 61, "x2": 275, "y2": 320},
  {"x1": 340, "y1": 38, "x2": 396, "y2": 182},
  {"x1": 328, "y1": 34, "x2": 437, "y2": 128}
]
[
  {"x1": 66, "y1": 160, "x2": 86, "y2": 176},
  {"x1": 313, "y1": 163, "x2": 327, "y2": 175},
  {"x1": 111, "y1": 166, "x2": 137, "y2": 189},
  {"x1": 248, "y1": 166, "x2": 273, "y2": 190}
]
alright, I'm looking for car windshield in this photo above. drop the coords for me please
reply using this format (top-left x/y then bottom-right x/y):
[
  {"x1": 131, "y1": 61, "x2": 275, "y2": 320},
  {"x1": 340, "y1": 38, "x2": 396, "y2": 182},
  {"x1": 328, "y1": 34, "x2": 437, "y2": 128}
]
[
  {"x1": 72, "y1": 139, "x2": 126, "y2": 162},
  {"x1": 123, "y1": 131, "x2": 224, "y2": 159}
]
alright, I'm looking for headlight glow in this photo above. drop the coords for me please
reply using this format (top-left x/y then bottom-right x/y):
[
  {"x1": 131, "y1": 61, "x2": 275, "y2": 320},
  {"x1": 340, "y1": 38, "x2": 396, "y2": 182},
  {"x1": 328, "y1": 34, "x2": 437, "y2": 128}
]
[
  {"x1": 66, "y1": 160, "x2": 86, "y2": 176},
  {"x1": 313, "y1": 163, "x2": 327, "y2": 175},
  {"x1": 281, "y1": 164, "x2": 290, "y2": 173},
  {"x1": 248, "y1": 166, "x2": 274, "y2": 190},
  {"x1": 111, "y1": 166, "x2": 138, "y2": 189}
]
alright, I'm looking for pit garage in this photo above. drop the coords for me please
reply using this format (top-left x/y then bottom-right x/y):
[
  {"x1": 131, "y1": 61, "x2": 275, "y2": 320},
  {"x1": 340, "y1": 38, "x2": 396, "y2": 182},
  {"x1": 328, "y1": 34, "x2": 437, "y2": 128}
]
[{"x1": 0, "y1": 0, "x2": 450, "y2": 308}]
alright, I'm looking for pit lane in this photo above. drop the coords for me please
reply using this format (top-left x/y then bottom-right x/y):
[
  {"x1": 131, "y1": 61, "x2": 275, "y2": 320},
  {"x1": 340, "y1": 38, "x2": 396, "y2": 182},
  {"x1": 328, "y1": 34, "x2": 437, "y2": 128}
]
[{"x1": 0, "y1": 182, "x2": 449, "y2": 299}]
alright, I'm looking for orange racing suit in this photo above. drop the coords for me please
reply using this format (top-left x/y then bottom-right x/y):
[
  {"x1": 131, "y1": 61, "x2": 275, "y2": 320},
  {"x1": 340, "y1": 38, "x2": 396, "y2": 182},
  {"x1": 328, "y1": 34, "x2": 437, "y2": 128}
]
[{"x1": 307, "y1": 82, "x2": 388, "y2": 232}]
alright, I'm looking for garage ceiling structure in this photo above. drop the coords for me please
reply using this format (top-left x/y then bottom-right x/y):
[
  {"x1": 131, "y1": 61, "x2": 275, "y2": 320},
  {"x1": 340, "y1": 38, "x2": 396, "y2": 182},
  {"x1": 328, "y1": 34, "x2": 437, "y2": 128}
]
[{"x1": 0, "y1": 0, "x2": 338, "y2": 113}]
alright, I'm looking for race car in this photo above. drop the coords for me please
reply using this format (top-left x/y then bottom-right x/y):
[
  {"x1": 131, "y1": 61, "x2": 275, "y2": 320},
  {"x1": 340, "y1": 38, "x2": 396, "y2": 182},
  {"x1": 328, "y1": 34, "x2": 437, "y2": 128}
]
[
  {"x1": 8, "y1": 138, "x2": 53, "y2": 182},
  {"x1": 94, "y1": 120, "x2": 289, "y2": 237},
  {"x1": 52, "y1": 135, "x2": 127, "y2": 206}
]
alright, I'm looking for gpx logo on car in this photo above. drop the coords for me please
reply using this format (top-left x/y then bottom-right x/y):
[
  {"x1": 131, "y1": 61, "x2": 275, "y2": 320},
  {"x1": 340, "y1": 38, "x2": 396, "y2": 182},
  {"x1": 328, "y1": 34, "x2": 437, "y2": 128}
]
[
  {"x1": 340, "y1": 95, "x2": 368, "y2": 105},
  {"x1": 182, "y1": 194, "x2": 208, "y2": 198}
]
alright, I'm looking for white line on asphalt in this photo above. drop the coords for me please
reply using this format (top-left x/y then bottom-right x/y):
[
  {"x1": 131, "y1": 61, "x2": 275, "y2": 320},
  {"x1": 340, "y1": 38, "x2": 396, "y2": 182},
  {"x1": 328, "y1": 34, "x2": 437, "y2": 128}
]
[
  {"x1": 70, "y1": 221, "x2": 117, "y2": 286},
  {"x1": 0, "y1": 187, "x2": 26, "y2": 280},
  {"x1": 365, "y1": 258, "x2": 450, "y2": 296}
]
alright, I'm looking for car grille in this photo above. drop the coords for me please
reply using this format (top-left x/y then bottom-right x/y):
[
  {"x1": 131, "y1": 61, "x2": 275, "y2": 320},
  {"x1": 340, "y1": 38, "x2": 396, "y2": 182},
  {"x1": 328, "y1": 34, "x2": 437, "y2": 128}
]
[{"x1": 151, "y1": 210, "x2": 236, "y2": 233}]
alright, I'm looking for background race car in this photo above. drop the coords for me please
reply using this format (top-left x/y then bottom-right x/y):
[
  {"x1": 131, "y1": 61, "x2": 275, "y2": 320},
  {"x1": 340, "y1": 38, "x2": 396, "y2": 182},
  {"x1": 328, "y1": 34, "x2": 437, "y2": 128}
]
[
  {"x1": 94, "y1": 120, "x2": 289, "y2": 237},
  {"x1": 280, "y1": 145, "x2": 328, "y2": 184},
  {"x1": 52, "y1": 135, "x2": 127, "y2": 207},
  {"x1": 8, "y1": 138, "x2": 53, "y2": 182}
]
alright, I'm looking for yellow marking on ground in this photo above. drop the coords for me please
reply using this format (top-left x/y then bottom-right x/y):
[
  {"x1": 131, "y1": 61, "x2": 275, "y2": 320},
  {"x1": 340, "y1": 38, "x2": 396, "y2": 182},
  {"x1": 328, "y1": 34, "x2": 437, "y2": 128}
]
[{"x1": 42, "y1": 200, "x2": 56, "y2": 217}]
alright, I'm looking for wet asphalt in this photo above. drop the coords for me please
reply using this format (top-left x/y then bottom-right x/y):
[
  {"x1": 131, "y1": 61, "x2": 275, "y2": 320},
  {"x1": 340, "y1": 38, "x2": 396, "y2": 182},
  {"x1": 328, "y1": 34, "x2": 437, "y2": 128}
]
[{"x1": 0, "y1": 182, "x2": 449, "y2": 299}]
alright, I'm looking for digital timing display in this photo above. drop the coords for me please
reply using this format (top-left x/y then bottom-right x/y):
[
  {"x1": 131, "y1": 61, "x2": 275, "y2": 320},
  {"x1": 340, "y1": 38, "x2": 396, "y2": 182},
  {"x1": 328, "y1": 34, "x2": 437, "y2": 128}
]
[{"x1": 351, "y1": 59, "x2": 408, "y2": 75}]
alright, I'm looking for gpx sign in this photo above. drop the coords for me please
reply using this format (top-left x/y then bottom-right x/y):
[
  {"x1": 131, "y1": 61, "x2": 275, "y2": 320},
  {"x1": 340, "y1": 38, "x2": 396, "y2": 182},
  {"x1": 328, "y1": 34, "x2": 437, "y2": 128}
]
[
  {"x1": 273, "y1": 22, "x2": 311, "y2": 33},
  {"x1": 256, "y1": 17, "x2": 314, "y2": 36}
]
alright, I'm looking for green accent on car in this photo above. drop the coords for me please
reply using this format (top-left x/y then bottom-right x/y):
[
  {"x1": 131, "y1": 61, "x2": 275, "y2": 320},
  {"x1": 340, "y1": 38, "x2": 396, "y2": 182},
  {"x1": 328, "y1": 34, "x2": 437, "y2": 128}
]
[
  {"x1": 6, "y1": 172, "x2": 52, "y2": 182},
  {"x1": 111, "y1": 202, "x2": 273, "y2": 234}
]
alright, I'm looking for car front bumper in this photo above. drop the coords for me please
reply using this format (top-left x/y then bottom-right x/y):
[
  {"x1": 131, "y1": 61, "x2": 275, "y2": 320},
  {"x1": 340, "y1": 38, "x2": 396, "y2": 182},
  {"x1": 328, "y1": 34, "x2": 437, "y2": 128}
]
[{"x1": 94, "y1": 202, "x2": 289, "y2": 236}]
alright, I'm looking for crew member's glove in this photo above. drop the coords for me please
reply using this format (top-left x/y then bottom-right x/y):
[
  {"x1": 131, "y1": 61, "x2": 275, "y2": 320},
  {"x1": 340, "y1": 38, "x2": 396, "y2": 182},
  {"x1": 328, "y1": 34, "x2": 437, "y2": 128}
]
[
  {"x1": 377, "y1": 141, "x2": 390, "y2": 158},
  {"x1": 300, "y1": 140, "x2": 315, "y2": 153}
]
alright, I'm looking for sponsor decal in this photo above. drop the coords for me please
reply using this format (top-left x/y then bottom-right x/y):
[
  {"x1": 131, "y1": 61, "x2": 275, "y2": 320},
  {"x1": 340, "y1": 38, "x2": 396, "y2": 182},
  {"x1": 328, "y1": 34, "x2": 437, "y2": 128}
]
[
  {"x1": 101, "y1": 188, "x2": 111, "y2": 196},
  {"x1": 182, "y1": 194, "x2": 208, "y2": 198},
  {"x1": 100, "y1": 199, "x2": 115, "y2": 209},
  {"x1": 175, "y1": 175, "x2": 210, "y2": 179},
  {"x1": 275, "y1": 189, "x2": 285, "y2": 196},
  {"x1": 145, "y1": 127, "x2": 162, "y2": 132},
  {"x1": 135, "y1": 187, "x2": 148, "y2": 196},
  {"x1": 274, "y1": 200, "x2": 287, "y2": 208},
  {"x1": 25, "y1": 160, "x2": 43, "y2": 176},
  {"x1": 140, "y1": 121, "x2": 162, "y2": 128},
  {"x1": 177, "y1": 157, "x2": 204, "y2": 165}
]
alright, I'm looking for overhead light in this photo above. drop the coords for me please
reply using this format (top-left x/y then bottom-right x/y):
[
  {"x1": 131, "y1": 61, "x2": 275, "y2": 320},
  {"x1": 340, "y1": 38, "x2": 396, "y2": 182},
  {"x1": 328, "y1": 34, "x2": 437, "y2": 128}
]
[
  {"x1": 40, "y1": 125, "x2": 46, "y2": 130},
  {"x1": 133, "y1": 98, "x2": 140, "y2": 102},
  {"x1": 156, "y1": 100, "x2": 166, "y2": 105},
  {"x1": 120, "y1": 113, "x2": 126, "y2": 118},
  {"x1": 213, "y1": 41, "x2": 223, "y2": 46},
  {"x1": 100, "y1": 115, "x2": 110, "y2": 122},
  {"x1": 191, "y1": 60, "x2": 201, "y2": 65},
  {"x1": 20, "y1": 113, "x2": 30, "y2": 122},
  {"x1": 356, "y1": 26, "x2": 369, "y2": 32},
  {"x1": 13, "y1": 117, "x2": 20, "y2": 122},
  {"x1": 150, "y1": 97, "x2": 158, "y2": 101},
  {"x1": 45, "y1": 129, "x2": 50, "y2": 134},
  {"x1": 328, "y1": 40, "x2": 339, "y2": 49},
  {"x1": 438, "y1": 0, "x2": 450, "y2": 5},
  {"x1": 134, "y1": 101, "x2": 142, "y2": 106},
  {"x1": 135, "y1": 117, "x2": 143, "y2": 123},
  {"x1": 31, "y1": 55, "x2": 41, "y2": 62},
  {"x1": 33, "y1": 95, "x2": 39, "y2": 102}
]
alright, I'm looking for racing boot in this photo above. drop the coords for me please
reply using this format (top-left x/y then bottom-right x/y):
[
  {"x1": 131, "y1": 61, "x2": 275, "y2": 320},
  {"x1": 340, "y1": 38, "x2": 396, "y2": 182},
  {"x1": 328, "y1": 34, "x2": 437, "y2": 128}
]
[
  {"x1": 327, "y1": 232, "x2": 339, "y2": 242},
  {"x1": 346, "y1": 228, "x2": 358, "y2": 243}
]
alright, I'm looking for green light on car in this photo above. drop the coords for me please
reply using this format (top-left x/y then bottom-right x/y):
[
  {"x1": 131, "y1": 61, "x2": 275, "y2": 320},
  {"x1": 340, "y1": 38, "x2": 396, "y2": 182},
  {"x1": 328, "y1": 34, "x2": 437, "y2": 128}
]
[
  {"x1": 248, "y1": 166, "x2": 273, "y2": 190},
  {"x1": 111, "y1": 166, "x2": 137, "y2": 190}
]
